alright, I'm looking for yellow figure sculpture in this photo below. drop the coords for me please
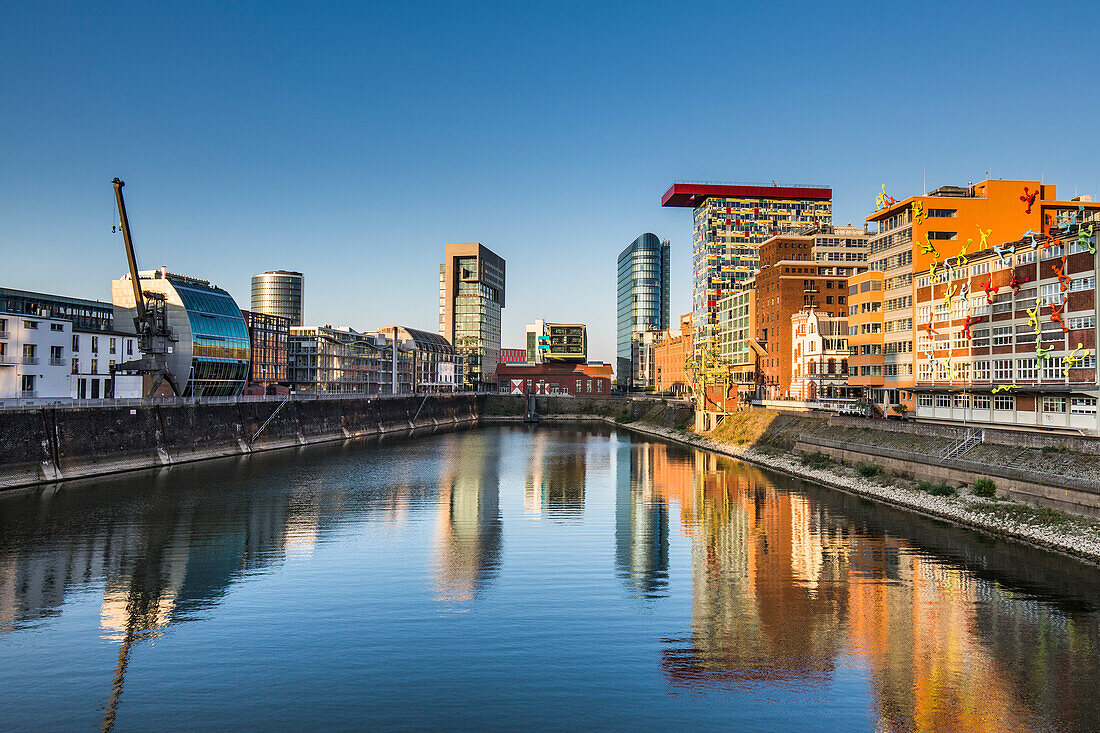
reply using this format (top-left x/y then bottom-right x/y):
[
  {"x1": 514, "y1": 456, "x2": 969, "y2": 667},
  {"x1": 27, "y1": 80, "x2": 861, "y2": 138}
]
[
  {"x1": 943, "y1": 283, "x2": 956, "y2": 308},
  {"x1": 876, "y1": 184, "x2": 897, "y2": 210},
  {"x1": 912, "y1": 200, "x2": 925, "y2": 224},
  {"x1": 919, "y1": 238, "x2": 938, "y2": 257},
  {"x1": 976, "y1": 225, "x2": 992, "y2": 249},
  {"x1": 1063, "y1": 344, "x2": 1093, "y2": 376},
  {"x1": 992, "y1": 384, "x2": 1018, "y2": 394},
  {"x1": 1027, "y1": 298, "x2": 1041, "y2": 334},
  {"x1": 957, "y1": 239, "x2": 970, "y2": 266}
]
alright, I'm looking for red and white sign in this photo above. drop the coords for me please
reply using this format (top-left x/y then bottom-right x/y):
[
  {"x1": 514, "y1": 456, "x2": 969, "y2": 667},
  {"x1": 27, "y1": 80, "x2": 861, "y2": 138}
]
[{"x1": 510, "y1": 379, "x2": 524, "y2": 395}]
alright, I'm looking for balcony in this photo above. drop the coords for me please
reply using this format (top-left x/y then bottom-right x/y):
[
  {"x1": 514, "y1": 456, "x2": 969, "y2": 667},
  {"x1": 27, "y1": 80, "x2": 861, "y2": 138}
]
[
  {"x1": 49, "y1": 357, "x2": 65, "y2": 366},
  {"x1": 0, "y1": 331, "x2": 9, "y2": 339},
  {"x1": 19, "y1": 390, "x2": 37, "y2": 398},
  {"x1": 0, "y1": 355, "x2": 15, "y2": 366},
  {"x1": 22, "y1": 356, "x2": 39, "y2": 365}
]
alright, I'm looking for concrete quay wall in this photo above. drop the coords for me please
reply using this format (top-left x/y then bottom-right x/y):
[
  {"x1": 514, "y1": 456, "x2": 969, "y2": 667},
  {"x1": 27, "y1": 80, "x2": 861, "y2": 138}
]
[{"x1": 0, "y1": 395, "x2": 482, "y2": 491}]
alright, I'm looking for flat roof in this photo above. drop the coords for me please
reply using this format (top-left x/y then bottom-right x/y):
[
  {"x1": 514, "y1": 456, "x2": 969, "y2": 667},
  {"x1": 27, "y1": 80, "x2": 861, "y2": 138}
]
[{"x1": 662, "y1": 182, "x2": 832, "y2": 207}]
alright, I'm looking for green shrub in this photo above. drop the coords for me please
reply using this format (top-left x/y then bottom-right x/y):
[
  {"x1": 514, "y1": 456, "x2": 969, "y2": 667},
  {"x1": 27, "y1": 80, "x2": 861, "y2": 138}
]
[
  {"x1": 917, "y1": 480, "x2": 956, "y2": 497},
  {"x1": 971, "y1": 477, "x2": 996, "y2": 498},
  {"x1": 802, "y1": 452, "x2": 835, "y2": 470},
  {"x1": 1041, "y1": 445, "x2": 1068, "y2": 455},
  {"x1": 856, "y1": 463, "x2": 882, "y2": 478}
]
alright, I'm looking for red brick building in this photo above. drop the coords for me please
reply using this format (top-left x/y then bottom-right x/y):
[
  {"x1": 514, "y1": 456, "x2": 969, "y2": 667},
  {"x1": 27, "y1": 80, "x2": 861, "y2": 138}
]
[{"x1": 497, "y1": 362, "x2": 613, "y2": 396}]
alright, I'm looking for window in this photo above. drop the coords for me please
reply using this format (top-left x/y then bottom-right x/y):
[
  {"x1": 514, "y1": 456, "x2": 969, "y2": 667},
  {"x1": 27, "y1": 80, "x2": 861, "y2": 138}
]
[
  {"x1": 973, "y1": 394, "x2": 990, "y2": 409},
  {"x1": 127, "y1": 340, "x2": 134, "y2": 356},
  {"x1": 23, "y1": 320, "x2": 38, "y2": 329},
  {"x1": 110, "y1": 338, "x2": 117, "y2": 354},
  {"x1": 993, "y1": 395, "x2": 1014, "y2": 411},
  {"x1": 956, "y1": 362, "x2": 969, "y2": 381},
  {"x1": 936, "y1": 394, "x2": 950, "y2": 408},
  {"x1": 1017, "y1": 359, "x2": 1037, "y2": 380},
  {"x1": 1071, "y1": 397, "x2": 1097, "y2": 415},
  {"x1": 994, "y1": 359, "x2": 1012, "y2": 381},
  {"x1": 1042, "y1": 397, "x2": 1067, "y2": 413},
  {"x1": 928, "y1": 231, "x2": 957, "y2": 240},
  {"x1": 1069, "y1": 315, "x2": 1096, "y2": 330},
  {"x1": 972, "y1": 262, "x2": 990, "y2": 275},
  {"x1": 1069, "y1": 276, "x2": 1095, "y2": 292},
  {"x1": 91, "y1": 358, "x2": 98, "y2": 375},
  {"x1": 972, "y1": 328, "x2": 989, "y2": 348},
  {"x1": 21, "y1": 375, "x2": 35, "y2": 394},
  {"x1": 992, "y1": 327, "x2": 1012, "y2": 346},
  {"x1": 928, "y1": 209, "x2": 957, "y2": 218},
  {"x1": 71, "y1": 357, "x2": 79, "y2": 374},
  {"x1": 91, "y1": 336, "x2": 99, "y2": 353},
  {"x1": 72, "y1": 334, "x2": 79, "y2": 351},
  {"x1": 50, "y1": 323, "x2": 63, "y2": 332},
  {"x1": 919, "y1": 394, "x2": 934, "y2": 407},
  {"x1": 1043, "y1": 358, "x2": 1062, "y2": 381},
  {"x1": 919, "y1": 361, "x2": 933, "y2": 380},
  {"x1": 918, "y1": 275, "x2": 931, "y2": 287},
  {"x1": 1016, "y1": 250, "x2": 1035, "y2": 265}
]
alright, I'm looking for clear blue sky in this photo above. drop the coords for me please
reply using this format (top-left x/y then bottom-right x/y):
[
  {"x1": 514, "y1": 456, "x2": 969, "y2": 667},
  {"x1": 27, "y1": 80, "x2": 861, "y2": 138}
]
[{"x1": 3, "y1": 1, "x2": 1096, "y2": 364}]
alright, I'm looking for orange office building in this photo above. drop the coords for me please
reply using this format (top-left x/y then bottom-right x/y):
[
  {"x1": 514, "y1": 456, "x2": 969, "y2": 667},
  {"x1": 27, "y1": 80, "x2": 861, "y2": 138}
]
[{"x1": 860, "y1": 178, "x2": 1100, "y2": 416}]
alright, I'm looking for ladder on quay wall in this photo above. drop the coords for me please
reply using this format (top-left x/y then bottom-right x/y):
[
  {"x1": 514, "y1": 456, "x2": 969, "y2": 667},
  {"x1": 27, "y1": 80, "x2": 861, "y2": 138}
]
[
  {"x1": 942, "y1": 428, "x2": 984, "y2": 461},
  {"x1": 250, "y1": 394, "x2": 292, "y2": 446}
]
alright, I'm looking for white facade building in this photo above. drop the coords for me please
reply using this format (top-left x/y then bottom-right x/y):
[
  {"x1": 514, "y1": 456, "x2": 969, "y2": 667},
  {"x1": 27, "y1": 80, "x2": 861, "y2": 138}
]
[
  {"x1": 70, "y1": 329, "x2": 142, "y2": 399},
  {"x1": 0, "y1": 311, "x2": 72, "y2": 401},
  {"x1": 789, "y1": 306, "x2": 858, "y2": 408}
]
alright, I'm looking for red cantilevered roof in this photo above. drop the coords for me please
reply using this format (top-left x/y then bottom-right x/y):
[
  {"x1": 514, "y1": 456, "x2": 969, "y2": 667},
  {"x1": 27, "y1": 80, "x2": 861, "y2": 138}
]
[{"x1": 661, "y1": 182, "x2": 832, "y2": 207}]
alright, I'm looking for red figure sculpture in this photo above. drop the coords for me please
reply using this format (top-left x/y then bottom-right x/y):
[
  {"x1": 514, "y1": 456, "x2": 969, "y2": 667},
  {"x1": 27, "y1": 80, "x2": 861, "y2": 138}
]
[
  {"x1": 982, "y1": 274, "x2": 998, "y2": 303},
  {"x1": 962, "y1": 315, "x2": 982, "y2": 340},
  {"x1": 1010, "y1": 269, "x2": 1031, "y2": 295},
  {"x1": 1020, "y1": 186, "x2": 1038, "y2": 214}
]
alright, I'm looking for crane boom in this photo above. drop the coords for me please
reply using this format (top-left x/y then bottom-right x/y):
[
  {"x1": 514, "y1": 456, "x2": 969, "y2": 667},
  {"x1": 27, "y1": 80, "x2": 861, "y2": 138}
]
[{"x1": 112, "y1": 177, "x2": 147, "y2": 322}]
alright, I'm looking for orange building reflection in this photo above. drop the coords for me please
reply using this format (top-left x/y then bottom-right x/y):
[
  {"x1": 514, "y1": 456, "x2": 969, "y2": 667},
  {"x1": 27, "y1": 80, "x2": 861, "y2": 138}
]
[{"x1": 630, "y1": 438, "x2": 1098, "y2": 732}]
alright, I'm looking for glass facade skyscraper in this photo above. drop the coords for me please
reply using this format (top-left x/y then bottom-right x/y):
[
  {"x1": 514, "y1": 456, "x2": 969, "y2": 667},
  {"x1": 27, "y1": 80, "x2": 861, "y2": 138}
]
[
  {"x1": 251, "y1": 270, "x2": 303, "y2": 327},
  {"x1": 617, "y1": 233, "x2": 670, "y2": 388},
  {"x1": 439, "y1": 243, "x2": 505, "y2": 390}
]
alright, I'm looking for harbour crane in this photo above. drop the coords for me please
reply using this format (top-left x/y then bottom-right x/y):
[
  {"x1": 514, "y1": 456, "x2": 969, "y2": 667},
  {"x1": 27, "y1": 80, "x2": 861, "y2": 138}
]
[{"x1": 109, "y1": 178, "x2": 180, "y2": 397}]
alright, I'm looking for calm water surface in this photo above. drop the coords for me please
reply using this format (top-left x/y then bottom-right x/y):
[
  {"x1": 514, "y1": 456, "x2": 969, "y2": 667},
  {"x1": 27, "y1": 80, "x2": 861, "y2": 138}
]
[{"x1": 1, "y1": 425, "x2": 1099, "y2": 731}]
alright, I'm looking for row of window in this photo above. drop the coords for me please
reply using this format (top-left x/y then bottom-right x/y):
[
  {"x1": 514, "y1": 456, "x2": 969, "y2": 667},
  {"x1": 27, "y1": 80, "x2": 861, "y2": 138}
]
[{"x1": 918, "y1": 394, "x2": 1097, "y2": 414}]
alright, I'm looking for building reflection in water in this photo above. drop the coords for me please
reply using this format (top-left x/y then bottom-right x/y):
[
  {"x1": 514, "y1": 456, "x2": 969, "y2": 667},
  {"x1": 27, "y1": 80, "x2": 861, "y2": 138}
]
[
  {"x1": 616, "y1": 437, "x2": 1100, "y2": 732},
  {"x1": 614, "y1": 437, "x2": 669, "y2": 598},
  {"x1": 524, "y1": 429, "x2": 586, "y2": 522},
  {"x1": 433, "y1": 431, "x2": 503, "y2": 605}
]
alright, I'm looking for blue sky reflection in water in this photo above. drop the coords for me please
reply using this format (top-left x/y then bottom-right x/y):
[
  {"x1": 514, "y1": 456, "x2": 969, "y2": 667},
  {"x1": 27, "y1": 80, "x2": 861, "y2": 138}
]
[{"x1": 0, "y1": 426, "x2": 1098, "y2": 730}]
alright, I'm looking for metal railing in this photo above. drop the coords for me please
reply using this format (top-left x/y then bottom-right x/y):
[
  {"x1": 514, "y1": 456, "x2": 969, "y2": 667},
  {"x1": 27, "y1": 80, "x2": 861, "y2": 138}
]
[
  {"x1": 0, "y1": 390, "x2": 485, "y2": 411},
  {"x1": 943, "y1": 428, "x2": 984, "y2": 461},
  {"x1": 21, "y1": 356, "x2": 38, "y2": 365},
  {"x1": 0, "y1": 355, "x2": 15, "y2": 365},
  {"x1": 19, "y1": 390, "x2": 37, "y2": 398},
  {"x1": 49, "y1": 357, "x2": 64, "y2": 366},
  {"x1": 0, "y1": 331, "x2": 9, "y2": 339}
]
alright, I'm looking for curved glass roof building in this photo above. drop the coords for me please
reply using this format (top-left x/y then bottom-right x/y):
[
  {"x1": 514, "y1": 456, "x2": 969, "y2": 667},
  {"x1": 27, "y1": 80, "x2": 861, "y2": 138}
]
[
  {"x1": 617, "y1": 233, "x2": 670, "y2": 388},
  {"x1": 112, "y1": 268, "x2": 250, "y2": 397}
]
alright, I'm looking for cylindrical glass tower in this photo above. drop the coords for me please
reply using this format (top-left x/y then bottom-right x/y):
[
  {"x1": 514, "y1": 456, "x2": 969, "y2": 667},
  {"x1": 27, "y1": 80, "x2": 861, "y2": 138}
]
[{"x1": 251, "y1": 270, "x2": 304, "y2": 326}]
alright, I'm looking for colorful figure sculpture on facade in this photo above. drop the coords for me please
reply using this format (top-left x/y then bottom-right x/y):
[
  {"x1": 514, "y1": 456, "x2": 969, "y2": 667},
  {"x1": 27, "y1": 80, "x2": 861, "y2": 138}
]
[
  {"x1": 876, "y1": 184, "x2": 897, "y2": 210},
  {"x1": 912, "y1": 200, "x2": 925, "y2": 224},
  {"x1": 1010, "y1": 269, "x2": 1031, "y2": 295},
  {"x1": 1078, "y1": 224, "x2": 1095, "y2": 255},
  {"x1": 1020, "y1": 186, "x2": 1037, "y2": 214},
  {"x1": 1022, "y1": 229, "x2": 1041, "y2": 249},
  {"x1": 1026, "y1": 298, "x2": 1041, "y2": 333},
  {"x1": 956, "y1": 239, "x2": 970, "y2": 266},
  {"x1": 942, "y1": 283, "x2": 956, "y2": 308},
  {"x1": 993, "y1": 242, "x2": 1014, "y2": 266},
  {"x1": 992, "y1": 384, "x2": 1019, "y2": 394},
  {"x1": 1035, "y1": 344, "x2": 1054, "y2": 363},
  {"x1": 919, "y1": 238, "x2": 938, "y2": 258},
  {"x1": 982, "y1": 274, "x2": 998, "y2": 303},
  {"x1": 920, "y1": 319, "x2": 937, "y2": 338},
  {"x1": 975, "y1": 225, "x2": 992, "y2": 250},
  {"x1": 962, "y1": 315, "x2": 982, "y2": 340},
  {"x1": 1063, "y1": 344, "x2": 1092, "y2": 376},
  {"x1": 1050, "y1": 300, "x2": 1068, "y2": 333},
  {"x1": 1052, "y1": 256, "x2": 1072, "y2": 292}
]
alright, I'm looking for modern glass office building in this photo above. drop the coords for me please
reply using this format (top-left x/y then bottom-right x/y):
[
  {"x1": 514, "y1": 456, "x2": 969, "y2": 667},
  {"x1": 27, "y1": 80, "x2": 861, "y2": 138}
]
[
  {"x1": 251, "y1": 270, "x2": 303, "y2": 327},
  {"x1": 439, "y1": 243, "x2": 505, "y2": 390},
  {"x1": 112, "y1": 268, "x2": 251, "y2": 397},
  {"x1": 616, "y1": 233, "x2": 670, "y2": 388}
]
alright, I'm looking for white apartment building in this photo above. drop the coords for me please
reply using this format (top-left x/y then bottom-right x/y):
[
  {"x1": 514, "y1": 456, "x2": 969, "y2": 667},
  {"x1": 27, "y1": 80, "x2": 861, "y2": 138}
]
[
  {"x1": 0, "y1": 311, "x2": 142, "y2": 402},
  {"x1": 0, "y1": 311, "x2": 71, "y2": 400},
  {"x1": 70, "y1": 329, "x2": 141, "y2": 399}
]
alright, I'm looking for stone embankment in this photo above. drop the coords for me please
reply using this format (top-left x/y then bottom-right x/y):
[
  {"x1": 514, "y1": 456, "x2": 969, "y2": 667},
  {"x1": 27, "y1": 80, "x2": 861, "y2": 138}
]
[{"x1": 0, "y1": 394, "x2": 481, "y2": 491}]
